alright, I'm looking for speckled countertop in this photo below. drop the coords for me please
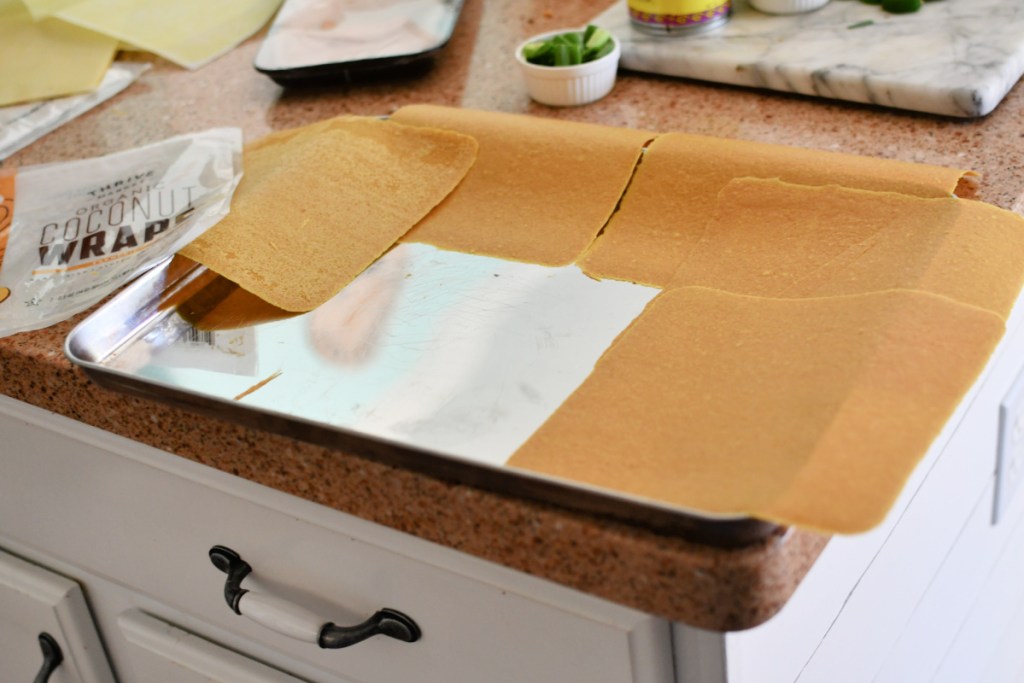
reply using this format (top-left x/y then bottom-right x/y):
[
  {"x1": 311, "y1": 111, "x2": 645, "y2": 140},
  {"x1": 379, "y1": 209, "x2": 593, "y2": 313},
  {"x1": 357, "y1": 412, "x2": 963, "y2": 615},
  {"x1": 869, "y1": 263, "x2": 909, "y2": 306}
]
[{"x1": 2, "y1": 0, "x2": 1023, "y2": 632}]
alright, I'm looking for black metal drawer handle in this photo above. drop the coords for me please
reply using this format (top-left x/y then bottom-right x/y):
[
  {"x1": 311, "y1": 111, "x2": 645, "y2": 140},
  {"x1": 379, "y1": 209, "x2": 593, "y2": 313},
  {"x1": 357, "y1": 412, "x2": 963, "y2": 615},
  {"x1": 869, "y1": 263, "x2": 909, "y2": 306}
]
[
  {"x1": 209, "y1": 545, "x2": 420, "y2": 648},
  {"x1": 34, "y1": 633, "x2": 63, "y2": 683}
]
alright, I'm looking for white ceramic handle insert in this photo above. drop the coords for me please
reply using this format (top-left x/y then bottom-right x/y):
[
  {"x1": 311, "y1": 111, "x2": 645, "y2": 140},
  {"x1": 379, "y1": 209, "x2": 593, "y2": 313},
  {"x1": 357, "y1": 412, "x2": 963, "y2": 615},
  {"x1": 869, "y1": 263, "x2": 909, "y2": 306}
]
[{"x1": 236, "y1": 590, "x2": 324, "y2": 643}]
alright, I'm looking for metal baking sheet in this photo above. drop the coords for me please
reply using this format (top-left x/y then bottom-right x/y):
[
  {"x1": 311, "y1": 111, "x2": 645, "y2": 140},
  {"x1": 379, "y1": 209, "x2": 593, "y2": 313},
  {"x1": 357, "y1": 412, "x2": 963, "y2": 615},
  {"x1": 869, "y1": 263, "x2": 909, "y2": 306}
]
[{"x1": 65, "y1": 243, "x2": 780, "y2": 546}]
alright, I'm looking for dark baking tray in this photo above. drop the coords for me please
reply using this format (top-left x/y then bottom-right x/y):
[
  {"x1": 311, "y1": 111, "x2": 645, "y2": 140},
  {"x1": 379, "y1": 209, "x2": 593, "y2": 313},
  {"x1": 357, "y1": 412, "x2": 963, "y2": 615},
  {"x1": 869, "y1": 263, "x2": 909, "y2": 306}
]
[{"x1": 254, "y1": 0, "x2": 464, "y2": 85}]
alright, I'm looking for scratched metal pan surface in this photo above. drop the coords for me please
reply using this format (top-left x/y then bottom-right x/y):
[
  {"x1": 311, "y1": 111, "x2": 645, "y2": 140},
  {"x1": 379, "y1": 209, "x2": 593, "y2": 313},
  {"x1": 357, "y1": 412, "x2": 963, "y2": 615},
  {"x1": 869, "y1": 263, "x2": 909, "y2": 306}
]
[{"x1": 65, "y1": 242, "x2": 780, "y2": 547}]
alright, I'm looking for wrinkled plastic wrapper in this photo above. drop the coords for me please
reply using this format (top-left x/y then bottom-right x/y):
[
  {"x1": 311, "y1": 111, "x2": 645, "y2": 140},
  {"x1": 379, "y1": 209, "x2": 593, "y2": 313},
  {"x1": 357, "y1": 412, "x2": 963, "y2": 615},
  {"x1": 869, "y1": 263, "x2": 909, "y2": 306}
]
[
  {"x1": 0, "y1": 62, "x2": 149, "y2": 161},
  {"x1": 0, "y1": 127, "x2": 242, "y2": 338}
]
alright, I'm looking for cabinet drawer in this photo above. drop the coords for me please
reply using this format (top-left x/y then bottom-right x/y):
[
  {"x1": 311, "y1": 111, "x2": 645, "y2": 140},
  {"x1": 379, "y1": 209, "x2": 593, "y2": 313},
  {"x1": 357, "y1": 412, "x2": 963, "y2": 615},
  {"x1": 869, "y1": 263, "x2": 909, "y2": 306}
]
[
  {"x1": 0, "y1": 396, "x2": 672, "y2": 683},
  {"x1": 117, "y1": 610, "x2": 314, "y2": 683}
]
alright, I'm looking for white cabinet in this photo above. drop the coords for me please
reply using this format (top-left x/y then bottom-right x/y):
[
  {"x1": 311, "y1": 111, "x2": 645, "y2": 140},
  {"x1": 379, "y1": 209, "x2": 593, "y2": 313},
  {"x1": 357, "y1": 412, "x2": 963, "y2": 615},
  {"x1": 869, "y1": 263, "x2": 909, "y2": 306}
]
[
  {"x1": 713, "y1": 300, "x2": 1024, "y2": 683},
  {"x1": 0, "y1": 395, "x2": 674, "y2": 683},
  {"x1": 117, "y1": 610, "x2": 314, "y2": 683},
  {"x1": 0, "y1": 547, "x2": 115, "y2": 683},
  {"x1": 7, "y1": 295, "x2": 1024, "y2": 683}
]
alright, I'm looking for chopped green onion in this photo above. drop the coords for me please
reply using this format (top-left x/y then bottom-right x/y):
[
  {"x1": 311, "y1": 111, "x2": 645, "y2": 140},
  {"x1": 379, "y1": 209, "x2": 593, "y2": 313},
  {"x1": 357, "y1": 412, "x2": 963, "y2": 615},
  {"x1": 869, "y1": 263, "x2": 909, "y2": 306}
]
[
  {"x1": 555, "y1": 32, "x2": 583, "y2": 48},
  {"x1": 522, "y1": 25, "x2": 614, "y2": 67},
  {"x1": 551, "y1": 43, "x2": 571, "y2": 67},
  {"x1": 881, "y1": 0, "x2": 921, "y2": 12},
  {"x1": 522, "y1": 41, "x2": 551, "y2": 62},
  {"x1": 583, "y1": 40, "x2": 615, "y2": 63},
  {"x1": 585, "y1": 27, "x2": 612, "y2": 51},
  {"x1": 860, "y1": 0, "x2": 928, "y2": 10}
]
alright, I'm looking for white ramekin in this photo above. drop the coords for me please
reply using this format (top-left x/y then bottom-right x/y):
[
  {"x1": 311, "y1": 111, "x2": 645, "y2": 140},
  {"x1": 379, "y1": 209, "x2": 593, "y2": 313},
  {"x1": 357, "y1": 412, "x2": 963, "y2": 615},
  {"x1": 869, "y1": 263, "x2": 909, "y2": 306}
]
[
  {"x1": 515, "y1": 28, "x2": 621, "y2": 107},
  {"x1": 748, "y1": 0, "x2": 831, "y2": 14}
]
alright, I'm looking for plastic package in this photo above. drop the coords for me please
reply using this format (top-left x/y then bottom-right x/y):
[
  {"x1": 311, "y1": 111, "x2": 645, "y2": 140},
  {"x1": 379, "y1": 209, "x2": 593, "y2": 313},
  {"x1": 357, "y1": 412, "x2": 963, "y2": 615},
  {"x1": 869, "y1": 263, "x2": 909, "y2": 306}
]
[
  {"x1": 0, "y1": 128, "x2": 242, "y2": 338},
  {"x1": 0, "y1": 62, "x2": 149, "y2": 161}
]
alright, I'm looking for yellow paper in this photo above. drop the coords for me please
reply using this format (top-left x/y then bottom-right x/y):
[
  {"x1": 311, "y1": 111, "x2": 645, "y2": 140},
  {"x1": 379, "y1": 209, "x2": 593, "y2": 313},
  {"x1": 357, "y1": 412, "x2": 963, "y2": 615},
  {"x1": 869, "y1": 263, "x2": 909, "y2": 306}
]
[
  {"x1": 18, "y1": 0, "x2": 80, "y2": 20},
  {"x1": 668, "y1": 178, "x2": 1024, "y2": 320},
  {"x1": 0, "y1": 0, "x2": 116, "y2": 106},
  {"x1": 508, "y1": 287, "x2": 1003, "y2": 534},
  {"x1": 51, "y1": 0, "x2": 283, "y2": 69},
  {"x1": 578, "y1": 132, "x2": 977, "y2": 287}
]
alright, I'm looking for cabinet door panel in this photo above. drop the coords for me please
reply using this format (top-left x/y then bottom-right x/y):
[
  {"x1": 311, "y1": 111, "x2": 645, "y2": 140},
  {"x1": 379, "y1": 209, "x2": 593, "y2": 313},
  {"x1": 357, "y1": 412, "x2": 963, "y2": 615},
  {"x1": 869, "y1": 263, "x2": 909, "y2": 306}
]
[
  {"x1": 0, "y1": 396, "x2": 672, "y2": 683},
  {"x1": 0, "y1": 547, "x2": 115, "y2": 683}
]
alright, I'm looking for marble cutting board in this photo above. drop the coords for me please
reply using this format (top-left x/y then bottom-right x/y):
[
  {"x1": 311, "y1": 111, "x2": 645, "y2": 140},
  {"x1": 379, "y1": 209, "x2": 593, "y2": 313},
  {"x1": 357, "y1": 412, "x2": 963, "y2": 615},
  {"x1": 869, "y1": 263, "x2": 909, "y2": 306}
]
[{"x1": 592, "y1": 0, "x2": 1024, "y2": 117}]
